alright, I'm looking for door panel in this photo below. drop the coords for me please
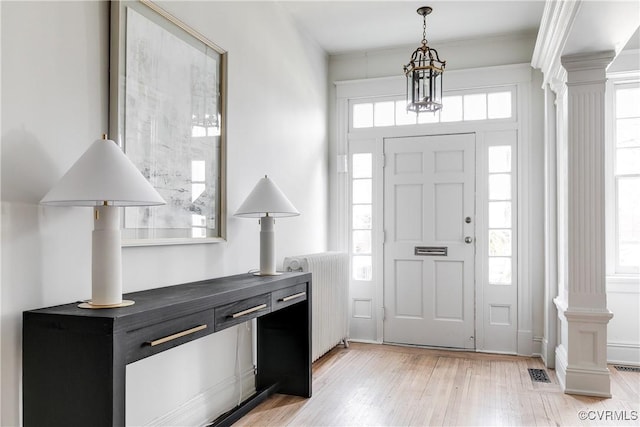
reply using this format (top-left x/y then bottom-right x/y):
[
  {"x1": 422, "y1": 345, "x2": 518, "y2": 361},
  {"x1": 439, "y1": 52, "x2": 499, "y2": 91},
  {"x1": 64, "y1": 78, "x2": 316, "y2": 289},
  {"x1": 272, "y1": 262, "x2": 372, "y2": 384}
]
[{"x1": 383, "y1": 133, "x2": 475, "y2": 349}]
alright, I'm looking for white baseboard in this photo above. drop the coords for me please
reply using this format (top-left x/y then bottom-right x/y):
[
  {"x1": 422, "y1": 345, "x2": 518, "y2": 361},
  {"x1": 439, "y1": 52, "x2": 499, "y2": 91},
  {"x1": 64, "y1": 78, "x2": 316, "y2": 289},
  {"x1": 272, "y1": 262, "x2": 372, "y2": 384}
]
[
  {"x1": 541, "y1": 337, "x2": 555, "y2": 368},
  {"x1": 147, "y1": 368, "x2": 256, "y2": 427},
  {"x1": 607, "y1": 342, "x2": 640, "y2": 366},
  {"x1": 350, "y1": 338, "x2": 383, "y2": 345},
  {"x1": 532, "y1": 336, "x2": 543, "y2": 358}
]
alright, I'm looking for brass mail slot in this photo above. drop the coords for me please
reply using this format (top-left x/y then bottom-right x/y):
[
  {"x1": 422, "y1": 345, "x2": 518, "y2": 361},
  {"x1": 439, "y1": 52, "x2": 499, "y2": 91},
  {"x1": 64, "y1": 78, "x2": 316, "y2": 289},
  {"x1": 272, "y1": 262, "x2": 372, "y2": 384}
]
[{"x1": 415, "y1": 246, "x2": 448, "y2": 256}]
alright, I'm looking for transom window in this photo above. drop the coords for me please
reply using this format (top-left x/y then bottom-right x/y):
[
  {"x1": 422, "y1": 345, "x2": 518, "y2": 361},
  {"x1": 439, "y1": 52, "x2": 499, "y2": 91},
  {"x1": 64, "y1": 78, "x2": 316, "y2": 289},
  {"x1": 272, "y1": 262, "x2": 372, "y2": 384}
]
[{"x1": 351, "y1": 88, "x2": 514, "y2": 129}]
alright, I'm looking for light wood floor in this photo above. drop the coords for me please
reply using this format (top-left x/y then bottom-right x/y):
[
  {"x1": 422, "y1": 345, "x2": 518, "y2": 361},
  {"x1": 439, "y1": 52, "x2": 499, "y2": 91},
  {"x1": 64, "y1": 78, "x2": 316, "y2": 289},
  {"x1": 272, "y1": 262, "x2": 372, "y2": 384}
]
[{"x1": 236, "y1": 342, "x2": 640, "y2": 426}]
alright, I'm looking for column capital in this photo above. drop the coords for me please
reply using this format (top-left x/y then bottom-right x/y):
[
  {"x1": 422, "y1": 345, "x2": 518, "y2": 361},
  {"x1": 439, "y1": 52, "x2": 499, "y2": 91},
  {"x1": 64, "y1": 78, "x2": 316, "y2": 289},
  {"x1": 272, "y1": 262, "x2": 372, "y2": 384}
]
[
  {"x1": 561, "y1": 50, "x2": 616, "y2": 85},
  {"x1": 561, "y1": 50, "x2": 616, "y2": 70}
]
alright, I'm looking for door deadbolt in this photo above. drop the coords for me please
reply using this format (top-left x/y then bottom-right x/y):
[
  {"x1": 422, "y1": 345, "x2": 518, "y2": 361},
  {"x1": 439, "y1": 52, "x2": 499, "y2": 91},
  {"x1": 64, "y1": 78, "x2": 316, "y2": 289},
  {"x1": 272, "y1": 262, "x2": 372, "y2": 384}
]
[
  {"x1": 465, "y1": 217, "x2": 472, "y2": 224},
  {"x1": 464, "y1": 236, "x2": 473, "y2": 244}
]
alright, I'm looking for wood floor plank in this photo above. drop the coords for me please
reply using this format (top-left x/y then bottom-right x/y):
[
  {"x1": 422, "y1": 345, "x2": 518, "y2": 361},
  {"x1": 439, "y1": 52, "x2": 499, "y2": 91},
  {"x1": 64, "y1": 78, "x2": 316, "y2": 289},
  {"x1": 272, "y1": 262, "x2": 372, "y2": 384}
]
[{"x1": 235, "y1": 343, "x2": 640, "y2": 426}]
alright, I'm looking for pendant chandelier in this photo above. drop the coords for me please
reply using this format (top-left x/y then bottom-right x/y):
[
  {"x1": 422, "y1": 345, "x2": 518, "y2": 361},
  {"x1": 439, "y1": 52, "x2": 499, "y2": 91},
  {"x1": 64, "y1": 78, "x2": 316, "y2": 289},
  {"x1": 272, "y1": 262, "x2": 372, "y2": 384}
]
[{"x1": 403, "y1": 6, "x2": 446, "y2": 113}]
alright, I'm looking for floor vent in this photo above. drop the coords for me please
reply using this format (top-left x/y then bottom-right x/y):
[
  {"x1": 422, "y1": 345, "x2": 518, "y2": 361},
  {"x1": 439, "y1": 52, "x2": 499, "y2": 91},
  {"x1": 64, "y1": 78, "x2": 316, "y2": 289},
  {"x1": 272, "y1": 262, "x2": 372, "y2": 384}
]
[
  {"x1": 614, "y1": 365, "x2": 640, "y2": 373},
  {"x1": 528, "y1": 368, "x2": 551, "y2": 383}
]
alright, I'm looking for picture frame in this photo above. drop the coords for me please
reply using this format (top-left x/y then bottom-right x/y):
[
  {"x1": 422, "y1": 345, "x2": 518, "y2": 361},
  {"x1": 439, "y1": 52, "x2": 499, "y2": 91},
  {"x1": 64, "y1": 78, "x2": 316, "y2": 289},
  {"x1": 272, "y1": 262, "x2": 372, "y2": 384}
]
[{"x1": 109, "y1": 0, "x2": 227, "y2": 246}]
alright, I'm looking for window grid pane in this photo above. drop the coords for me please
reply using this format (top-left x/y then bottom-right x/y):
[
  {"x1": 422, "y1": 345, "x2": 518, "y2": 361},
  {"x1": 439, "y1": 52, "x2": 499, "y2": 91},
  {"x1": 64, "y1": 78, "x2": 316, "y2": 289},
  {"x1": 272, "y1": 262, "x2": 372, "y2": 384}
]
[
  {"x1": 353, "y1": 256, "x2": 372, "y2": 281},
  {"x1": 417, "y1": 111, "x2": 440, "y2": 124},
  {"x1": 488, "y1": 92, "x2": 512, "y2": 119},
  {"x1": 395, "y1": 100, "x2": 417, "y2": 126},
  {"x1": 353, "y1": 153, "x2": 373, "y2": 178},
  {"x1": 352, "y1": 179, "x2": 372, "y2": 204},
  {"x1": 616, "y1": 147, "x2": 640, "y2": 175},
  {"x1": 489, "y1": 201, "x2": 512, "y2": 228},
  {"x1": 440, "y1": 95, "x2": 463, "y2": 122},
  {"x1": 463, "y1": 93, "x2": 487, "y2": 121},
  {"x1": 489, "y1": 229, "x2": 512, "y2": 256},
  {"x1": 353, "y1": 204, "x2": 372, "y2": 230},
  {"x1": 488, "y1": 173, "x2": 512, "y2": 201},
  {"x1": 353, "y1": 103, "x2": 373, "y2": 128},
  {"x1": 488, "y1": 146, "x2": 512, "y2": 173},
  {"x1": 616, "y1": 87, "x2": 640, "y2": 119},
  {"x1": 374, "y1": 101, "x2": 395, "y2": 127},
  {"x1": 353, "y1": 230, "x2": 372, "y2": 254},
  {"x1": 616, "y1": 118, "x2": 640, "y2": 148},
  {"x1": 488, "y1": 257, "x2": 512, "y2": 285}
]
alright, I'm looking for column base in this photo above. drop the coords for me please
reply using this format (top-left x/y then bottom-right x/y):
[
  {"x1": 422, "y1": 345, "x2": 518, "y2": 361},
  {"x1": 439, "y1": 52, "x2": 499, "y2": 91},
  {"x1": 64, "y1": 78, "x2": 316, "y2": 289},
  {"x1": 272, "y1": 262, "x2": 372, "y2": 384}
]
[
  {"x1": 554, "y1": 298, "x2": 613, "y2": 397},
  {"x1": 555, "y1": 345, "x2": 612, "y2": 398}
]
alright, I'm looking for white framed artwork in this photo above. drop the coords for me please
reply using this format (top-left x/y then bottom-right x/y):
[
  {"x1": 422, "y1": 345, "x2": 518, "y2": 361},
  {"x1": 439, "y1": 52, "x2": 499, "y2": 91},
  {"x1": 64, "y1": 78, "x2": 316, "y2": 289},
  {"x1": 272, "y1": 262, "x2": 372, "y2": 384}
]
[{"x1": 110, "y1": 0, "x2": 227, "y2": 245}]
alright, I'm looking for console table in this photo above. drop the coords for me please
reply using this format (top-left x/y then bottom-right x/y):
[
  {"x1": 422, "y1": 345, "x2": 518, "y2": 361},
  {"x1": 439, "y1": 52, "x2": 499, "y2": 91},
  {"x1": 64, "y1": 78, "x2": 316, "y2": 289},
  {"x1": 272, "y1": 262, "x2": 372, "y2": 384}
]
[{"x1": 23, "y1": 272, "x2": 312, "y2": 427}]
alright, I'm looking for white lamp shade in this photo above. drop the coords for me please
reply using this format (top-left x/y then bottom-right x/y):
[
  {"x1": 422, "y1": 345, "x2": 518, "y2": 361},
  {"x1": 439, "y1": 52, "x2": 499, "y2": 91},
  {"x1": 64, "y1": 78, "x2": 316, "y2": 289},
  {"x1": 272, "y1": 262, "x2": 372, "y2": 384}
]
[
  {"x1": 235, "y1": 175, "x2": 299, "y2": 218},
  {"x1": 40, "y1": 137, "x2": 166, "y2": 207}
]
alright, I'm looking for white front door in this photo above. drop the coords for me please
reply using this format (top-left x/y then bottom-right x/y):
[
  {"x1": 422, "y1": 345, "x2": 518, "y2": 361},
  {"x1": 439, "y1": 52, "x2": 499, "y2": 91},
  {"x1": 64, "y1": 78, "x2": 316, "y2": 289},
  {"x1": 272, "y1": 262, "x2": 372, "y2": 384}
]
[{"x1": 383, "y1": 133, "x2": 476, "y2": 349}]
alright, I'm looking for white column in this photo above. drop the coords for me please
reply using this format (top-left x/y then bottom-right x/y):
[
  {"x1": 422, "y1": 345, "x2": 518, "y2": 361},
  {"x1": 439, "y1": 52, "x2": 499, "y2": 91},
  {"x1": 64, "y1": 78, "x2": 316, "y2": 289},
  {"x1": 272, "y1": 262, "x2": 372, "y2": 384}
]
[{"x1": 554, "y1": 51, "x2": 615, "y2": 397}]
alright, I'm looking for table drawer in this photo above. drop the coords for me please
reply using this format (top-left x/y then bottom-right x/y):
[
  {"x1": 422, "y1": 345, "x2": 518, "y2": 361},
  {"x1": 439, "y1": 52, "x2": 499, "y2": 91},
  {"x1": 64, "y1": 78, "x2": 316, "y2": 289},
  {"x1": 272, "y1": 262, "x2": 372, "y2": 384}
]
[
  {"x1": 272, "y1": 283, "x2": 307, "y2": 311},
  {"x1": 215, "y1": 294, "x2": 271, "y2": 331},
  {"x1": 124, "y1": 309, "x2": 214, "y2": 363}
]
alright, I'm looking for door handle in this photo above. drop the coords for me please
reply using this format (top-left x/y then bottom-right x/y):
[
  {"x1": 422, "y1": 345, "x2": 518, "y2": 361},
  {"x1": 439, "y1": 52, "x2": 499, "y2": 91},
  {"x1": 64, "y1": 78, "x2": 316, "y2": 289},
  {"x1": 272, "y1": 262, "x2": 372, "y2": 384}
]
[{"x1": 465, "y1": 236, "x2": 473, "y2": 244}]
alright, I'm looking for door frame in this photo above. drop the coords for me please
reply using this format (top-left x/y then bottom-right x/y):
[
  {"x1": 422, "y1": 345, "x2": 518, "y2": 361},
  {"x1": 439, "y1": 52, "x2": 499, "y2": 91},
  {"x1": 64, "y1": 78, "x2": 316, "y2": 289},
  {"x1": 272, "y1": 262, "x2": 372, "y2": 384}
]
[{"x1": 335, "y1": 63, "x2": 535, "y2": 355}]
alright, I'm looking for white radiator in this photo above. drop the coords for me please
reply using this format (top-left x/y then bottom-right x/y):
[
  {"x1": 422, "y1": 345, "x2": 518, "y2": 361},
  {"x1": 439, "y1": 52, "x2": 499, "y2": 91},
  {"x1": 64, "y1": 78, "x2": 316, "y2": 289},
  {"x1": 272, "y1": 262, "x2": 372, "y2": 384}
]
[{"x1": 283, "y1": 252, "x2": 349, "y2": 362}]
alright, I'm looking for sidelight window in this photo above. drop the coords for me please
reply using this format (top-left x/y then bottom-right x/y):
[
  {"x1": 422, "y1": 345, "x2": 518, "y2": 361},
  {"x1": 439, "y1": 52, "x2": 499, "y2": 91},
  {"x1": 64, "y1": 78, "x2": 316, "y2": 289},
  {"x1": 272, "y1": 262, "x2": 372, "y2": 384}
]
[
  {"x1": 487, "y1": 145, "x2": 513, "y2": 285},
  {"x1": 351, "y1": 153, "x2": 373, "y2": 281}
]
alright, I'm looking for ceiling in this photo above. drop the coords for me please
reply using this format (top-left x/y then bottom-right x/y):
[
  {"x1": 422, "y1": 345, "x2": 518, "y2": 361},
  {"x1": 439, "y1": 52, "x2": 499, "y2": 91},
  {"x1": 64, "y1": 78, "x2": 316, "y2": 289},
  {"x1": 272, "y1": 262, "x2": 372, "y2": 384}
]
[{"x1": 278, "y1": 1, "x2": 547, "y2": 54}]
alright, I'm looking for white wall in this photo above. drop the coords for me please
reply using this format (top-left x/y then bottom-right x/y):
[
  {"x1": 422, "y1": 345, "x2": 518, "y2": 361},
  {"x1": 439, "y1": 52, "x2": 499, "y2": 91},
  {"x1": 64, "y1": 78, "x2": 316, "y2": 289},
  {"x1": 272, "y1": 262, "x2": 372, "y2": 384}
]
[{"x1": 1, "y1": 1, "x2": 328, "y2": 425}]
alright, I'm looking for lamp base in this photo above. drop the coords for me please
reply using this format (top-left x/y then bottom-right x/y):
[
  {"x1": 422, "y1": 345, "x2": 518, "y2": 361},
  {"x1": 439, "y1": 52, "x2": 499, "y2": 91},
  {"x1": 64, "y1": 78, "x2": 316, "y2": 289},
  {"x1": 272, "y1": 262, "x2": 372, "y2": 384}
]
[
  {"x1": 252, "y1": 272, "x2": 283, "y2": 277},
  {"x1": 78, "y1": 300, "x2": 135, "y2": 309}
]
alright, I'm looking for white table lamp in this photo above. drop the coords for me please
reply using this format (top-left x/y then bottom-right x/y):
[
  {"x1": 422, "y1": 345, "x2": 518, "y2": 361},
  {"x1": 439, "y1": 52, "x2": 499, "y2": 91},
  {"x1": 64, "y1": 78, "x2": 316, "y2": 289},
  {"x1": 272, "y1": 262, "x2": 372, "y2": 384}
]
[
  {"x1": 41, "y1": 135, "x2": 166, "y2": 308},
  {"x1": 235, "y1": 175, "x2": 299, "y2": 275}
]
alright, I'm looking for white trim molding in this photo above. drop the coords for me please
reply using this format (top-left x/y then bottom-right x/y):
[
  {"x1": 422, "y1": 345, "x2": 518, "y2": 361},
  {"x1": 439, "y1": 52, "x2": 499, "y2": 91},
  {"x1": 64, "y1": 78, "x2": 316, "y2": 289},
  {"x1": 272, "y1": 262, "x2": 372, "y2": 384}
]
[
  {"x1": 531, "y1": 0, "x2": 580, "y2": 85},
  {"x1": 607, "y1": 342, "x2": 640, "y2": 366}
]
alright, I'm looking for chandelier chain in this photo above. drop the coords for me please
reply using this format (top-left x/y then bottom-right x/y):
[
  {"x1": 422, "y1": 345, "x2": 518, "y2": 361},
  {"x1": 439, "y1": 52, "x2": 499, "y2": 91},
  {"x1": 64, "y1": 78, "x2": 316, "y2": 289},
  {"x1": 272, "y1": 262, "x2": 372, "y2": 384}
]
[{"x1": 422, "y1": 15, "x2": 427, "y2": 45}]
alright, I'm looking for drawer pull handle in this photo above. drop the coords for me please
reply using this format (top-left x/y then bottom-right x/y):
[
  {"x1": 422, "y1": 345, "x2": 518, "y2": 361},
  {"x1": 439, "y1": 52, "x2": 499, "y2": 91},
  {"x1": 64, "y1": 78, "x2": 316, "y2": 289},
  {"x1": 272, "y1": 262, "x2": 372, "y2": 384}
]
[
  {"x1": 147, "y1": 324, "x2": 207, "y2": 347},
  {"x1": 230, "y1": 304, "x2": 267, "y2": 319},
  {"x1": 280, "y1": 291, "x2": 306, "y2": 302}
]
